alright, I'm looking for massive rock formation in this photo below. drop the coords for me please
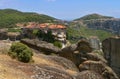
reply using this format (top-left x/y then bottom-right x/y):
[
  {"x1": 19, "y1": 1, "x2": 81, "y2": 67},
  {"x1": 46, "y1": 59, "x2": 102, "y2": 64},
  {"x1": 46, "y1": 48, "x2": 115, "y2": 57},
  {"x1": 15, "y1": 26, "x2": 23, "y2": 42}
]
[
  {"x1": 89, "y1": 36, "x2": 101, "y2": 50},
  {"x1": 0, "y1": 38, "x2": 119, "y2": 79},
  {"x1": 74, "y1": 14, "x2": 120, "y2": 35},
  {"x1": 83, "y1": 19, "x2": 120, "y2": 35},
  {"x1": 21, "y1": 39, "x2": 61, "y2": 54},
  {"x1": 31, "y1": 54, "x2": 79, "y2": 79},
  {"x1": 59, "y1": 40, "x2": 119, "y2": 79},
  {"x1": 102, "y1": 37, "x2": 120, "y2": 78}
]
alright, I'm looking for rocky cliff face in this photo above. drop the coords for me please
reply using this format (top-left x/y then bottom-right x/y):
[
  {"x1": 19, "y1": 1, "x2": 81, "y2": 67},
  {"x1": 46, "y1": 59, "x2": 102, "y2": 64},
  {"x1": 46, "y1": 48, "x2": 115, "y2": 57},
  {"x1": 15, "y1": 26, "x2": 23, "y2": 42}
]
[
  {"x1": 74, "y1": 14, "x2": 120, "y2": 35},
  {"x1": 89, "y1": 36, "x2": 101, "y2": 50},
  {"x1": 102, "y1": 37, "x2": 120, "y2": 78},
  {"x1": 83, "y1": 19, "x2": 120, "y2": 35},
  {"x1": 59, "y1": 40, "x2": 119, "y2": 79},
  {"x1": 0, "y1": 39, "x2": 119, "y2": 79}
]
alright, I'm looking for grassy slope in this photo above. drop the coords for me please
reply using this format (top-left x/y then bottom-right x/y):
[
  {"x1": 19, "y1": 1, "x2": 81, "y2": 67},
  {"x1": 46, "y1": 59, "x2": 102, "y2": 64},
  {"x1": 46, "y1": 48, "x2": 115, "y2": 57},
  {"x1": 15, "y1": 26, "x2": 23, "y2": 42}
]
[
  {"x1": 67, "y1": 26, "x2": 114, "y2": 43},
  {"x1": 67, "y1": 14, "x2": 114, "y2": 43}
]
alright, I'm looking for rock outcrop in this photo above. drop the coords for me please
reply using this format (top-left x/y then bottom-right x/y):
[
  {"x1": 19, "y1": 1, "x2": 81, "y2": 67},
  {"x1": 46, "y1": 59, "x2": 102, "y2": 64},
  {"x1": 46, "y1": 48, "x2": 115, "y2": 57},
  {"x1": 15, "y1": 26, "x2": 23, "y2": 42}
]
[
  {"x1": 0, "y1": 29, "x2": 8, "y2": 40},
  {"x1": 0, "y1": 39, "x2": 119, "y2": 79},
  {"x1": 79, "y1": 60, "x2": 118, "y2": 79},
  {"x1": 74, "y1": 14, "x2": 120, "y2": 35},
  {"x1": 89, "y1": 36, "x2": 101, "y2": 50},
  {"x1": 21, "y1": 39, "x2": 61, "y2": 54},
  {"x1": 84, "y1": 19, "x2": 120, "y2": 35},
  {"x1": 76, "y1": 70, "x2": 104, "y2": 79},
  {"x1": 59, "y1": 40, "x2": 119, "y2": 79},
  {"x1": 0, "y1": 53, "x2": 78, "y2": 79},
  {"x1": 102, "y1": 37, "x2": 120, "y2": 78},
  {"x1": 0, "y1": 29, "x2": 21, "y2": 41}
]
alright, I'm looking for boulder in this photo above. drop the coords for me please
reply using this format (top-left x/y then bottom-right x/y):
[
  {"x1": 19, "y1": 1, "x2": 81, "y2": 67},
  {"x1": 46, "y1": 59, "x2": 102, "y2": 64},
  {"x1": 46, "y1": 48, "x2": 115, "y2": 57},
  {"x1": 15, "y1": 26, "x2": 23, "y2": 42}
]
[
  {"x1": 86, "y1": 53, "x2": 107, "y2": 64},
  {"x1": 59, "y1": 44, "x2": 77, "y2": 65},
  {"x1": 59, "y1": 39, "x2": 119, "y2": 79},
  {"x1": 21, "y1": 39, "x2": 61, "y2": 54},
  {"x1": 76, "y1": 40, "x2": 93, "y2": 53},
  {"x1": 48, "y1": 55, "x2": 79, "y2": 73},
  {"x1": 59, "y1": 40, "x2": 93, "y2": 66},
  {"x1": 76, "y1": 70, "x2": 104, "y2": 79},
  {"x1": 79, "y1": 60, "x2": 119, "y2": 79},
  {"x1": 89, "y1": 36, "x2": 101, "y2": 50},
  {"x1": 31, "y1": 65, "x2": 74, "y2": 79},
  {"x1": 32, "y1": 53, "x2": 79, "y2": 78}
]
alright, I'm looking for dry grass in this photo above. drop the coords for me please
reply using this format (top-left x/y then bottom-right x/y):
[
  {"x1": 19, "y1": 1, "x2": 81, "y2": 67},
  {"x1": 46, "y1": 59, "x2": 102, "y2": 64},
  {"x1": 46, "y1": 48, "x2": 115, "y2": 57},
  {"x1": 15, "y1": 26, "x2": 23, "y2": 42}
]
[
  {"x1": 0, "y1": 54, "x2": 78, "y2": 79},
  {"x1": 33, "y1": 53, "x2": 65, "y2": 69},
  {"x1": 33, "y1": 53, "x2": 78, "y2": 76},
  {"x1": 0, "y1": 54, "x2": 30, "y2": 79}
]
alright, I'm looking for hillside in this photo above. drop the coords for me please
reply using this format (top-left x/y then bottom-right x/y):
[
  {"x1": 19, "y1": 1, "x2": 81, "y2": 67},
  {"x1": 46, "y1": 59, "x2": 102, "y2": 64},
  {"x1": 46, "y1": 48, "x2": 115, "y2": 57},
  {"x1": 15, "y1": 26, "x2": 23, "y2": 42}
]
[
  {"x1": 72, "y1": 14, "x2": 120, "y2": 36},
  {"x1": 0, "y1": 9, "x2": 56, "y2": 28},
  {"x1": 0, "y1": 40, "x2": 119, "y2": 79},
  {"x1": 67, "y1": 23, "x2": 114, "y2": 43},
  {"x1": 74, "y1": 13, "x2": 113, "y2": 21}
]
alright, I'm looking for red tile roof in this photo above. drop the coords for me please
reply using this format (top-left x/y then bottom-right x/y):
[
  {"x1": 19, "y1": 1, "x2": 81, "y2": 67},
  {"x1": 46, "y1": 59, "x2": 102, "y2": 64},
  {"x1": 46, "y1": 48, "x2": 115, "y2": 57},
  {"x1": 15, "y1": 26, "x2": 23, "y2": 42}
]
[
  {"x1": 49, "y1": 24, "x2": 66, "y2": 29},
  {"x1": 26, "y1": 23, "x2": 66, "y2": 29}
]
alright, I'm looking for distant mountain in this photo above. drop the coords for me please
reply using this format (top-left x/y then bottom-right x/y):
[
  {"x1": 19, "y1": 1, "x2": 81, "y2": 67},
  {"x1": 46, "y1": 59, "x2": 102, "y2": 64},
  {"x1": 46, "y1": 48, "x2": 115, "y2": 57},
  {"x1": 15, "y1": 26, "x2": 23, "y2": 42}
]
[
  {"x1": 74, "y1": 13, "x2": 114, "y2": 21},
  {"x1": 0, "y1": 9, "x2": 57, "y2": 28},
  {"x1": 66, "y1": 14, "x2": 116, "y2": 43},
  {"x1": 73, "y1": 14, "x2": 120, "y2": 35}
]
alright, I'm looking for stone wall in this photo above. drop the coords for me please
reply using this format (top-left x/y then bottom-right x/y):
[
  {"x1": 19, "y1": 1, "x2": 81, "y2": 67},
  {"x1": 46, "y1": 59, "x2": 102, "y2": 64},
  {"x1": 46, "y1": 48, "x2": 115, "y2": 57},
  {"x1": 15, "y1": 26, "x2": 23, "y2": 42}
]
[{"x1": 102, "y1": 37, "x2": 120, "y2": 77}]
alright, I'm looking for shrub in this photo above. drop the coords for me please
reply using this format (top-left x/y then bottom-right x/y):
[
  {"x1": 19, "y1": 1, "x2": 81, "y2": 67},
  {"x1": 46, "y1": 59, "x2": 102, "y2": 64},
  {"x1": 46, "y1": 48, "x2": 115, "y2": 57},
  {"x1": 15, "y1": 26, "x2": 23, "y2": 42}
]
[
  {"x1": 8, "y1": 42, "x2": 33, "y2": 63},
  {"x1": 53, "y1": 41, "x2": 62, "y2": 48}
]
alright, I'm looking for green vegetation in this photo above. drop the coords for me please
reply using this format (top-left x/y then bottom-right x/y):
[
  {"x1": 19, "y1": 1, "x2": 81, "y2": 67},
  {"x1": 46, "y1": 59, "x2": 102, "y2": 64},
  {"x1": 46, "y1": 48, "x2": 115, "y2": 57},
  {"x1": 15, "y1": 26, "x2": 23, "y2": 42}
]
[
  {"x1": 33, "y1": 29, "x2": 55, "y2": 43},
  {"x1": 68, "y1": 13, "x2": 115, "y2": 43},
  {"x1": 53, "y1": 41, "x2": 62, "y2": 48},
  {"x1": 8, "y1": 42, "x2": 33, "y2": 63},
  {"x1": 0, "y1": 9, "x2": 56, "y2": 28},
  {"x1": 75, "y1": 13, "x2": 113, "y2": 21},
  {"x1": 7, "y1": 28, "x2": 21, "y2": 32},
  {"x1": 67, "y1": 24, "x2": 114, "y2": 43}
]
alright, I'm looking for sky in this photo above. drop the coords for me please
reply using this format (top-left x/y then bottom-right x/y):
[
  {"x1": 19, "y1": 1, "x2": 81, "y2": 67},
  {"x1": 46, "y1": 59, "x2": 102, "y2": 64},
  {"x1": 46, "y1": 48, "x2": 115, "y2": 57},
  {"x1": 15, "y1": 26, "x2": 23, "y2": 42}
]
[{"x1": 0, "y1": 0, "x2": 120, "y2": 20}]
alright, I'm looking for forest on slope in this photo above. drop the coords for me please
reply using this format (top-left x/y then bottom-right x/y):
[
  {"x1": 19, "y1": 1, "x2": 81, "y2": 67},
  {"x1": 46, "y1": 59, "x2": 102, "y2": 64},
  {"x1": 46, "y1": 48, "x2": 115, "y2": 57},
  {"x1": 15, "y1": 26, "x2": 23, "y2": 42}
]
[{"x1": 0, "y1": 9, "x2": 56, "y2": 28}]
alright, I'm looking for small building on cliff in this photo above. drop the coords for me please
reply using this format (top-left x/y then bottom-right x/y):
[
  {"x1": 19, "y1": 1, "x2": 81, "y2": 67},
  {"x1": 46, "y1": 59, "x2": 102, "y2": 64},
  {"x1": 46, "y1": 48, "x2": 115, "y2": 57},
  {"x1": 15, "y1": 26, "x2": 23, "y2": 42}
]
[{"x1": 21, "y1": 23, "x2": 67, "y2": 47}]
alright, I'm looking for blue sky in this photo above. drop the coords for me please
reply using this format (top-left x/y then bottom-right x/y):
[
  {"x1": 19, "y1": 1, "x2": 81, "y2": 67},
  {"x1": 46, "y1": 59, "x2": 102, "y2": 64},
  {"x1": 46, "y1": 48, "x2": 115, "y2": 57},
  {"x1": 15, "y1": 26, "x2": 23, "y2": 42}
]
[{"x1": 0, "y1": 0, "x2": 120, "y2": 20}]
